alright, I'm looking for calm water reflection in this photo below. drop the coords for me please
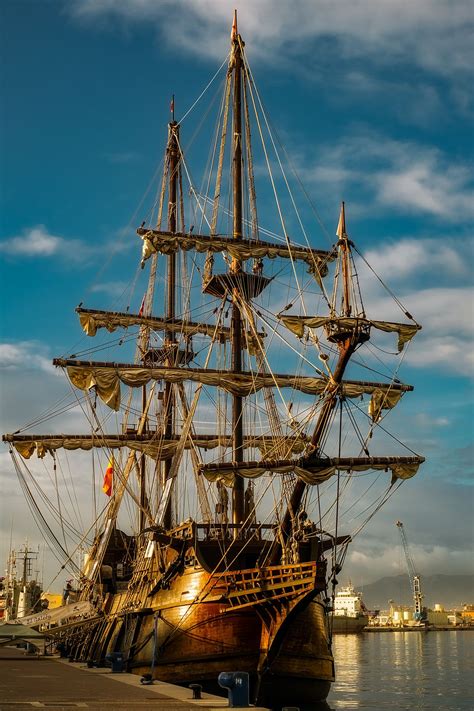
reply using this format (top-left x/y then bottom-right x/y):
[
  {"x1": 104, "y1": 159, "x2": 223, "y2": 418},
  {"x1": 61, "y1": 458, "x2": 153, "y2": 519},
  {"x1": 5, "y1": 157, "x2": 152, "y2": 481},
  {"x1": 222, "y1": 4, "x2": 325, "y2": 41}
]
[{"x1": 312, "y1": 631, "x2": 472, "y2": 711}]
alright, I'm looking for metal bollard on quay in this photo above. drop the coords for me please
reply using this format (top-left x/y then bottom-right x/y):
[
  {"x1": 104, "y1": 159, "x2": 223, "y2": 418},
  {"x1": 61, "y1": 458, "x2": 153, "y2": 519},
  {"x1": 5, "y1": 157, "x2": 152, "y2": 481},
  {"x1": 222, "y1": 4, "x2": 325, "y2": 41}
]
[
  {"x1": 189, "y1": 683, "x2": 203, "y2": 699},
  {"x1": 218, "y1": 671, "x2": 250, "y2": 707},
  {"x1": 105, "y1": 651, "x2": 125, "y2": 673}
]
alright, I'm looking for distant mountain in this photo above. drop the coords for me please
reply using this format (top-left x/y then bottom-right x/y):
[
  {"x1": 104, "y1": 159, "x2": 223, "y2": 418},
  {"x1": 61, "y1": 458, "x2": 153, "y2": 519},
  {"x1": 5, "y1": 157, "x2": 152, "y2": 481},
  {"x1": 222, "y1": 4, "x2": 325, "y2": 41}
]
[{"x1": 355, "y1": 574, "x2": 474, "y2": 610}]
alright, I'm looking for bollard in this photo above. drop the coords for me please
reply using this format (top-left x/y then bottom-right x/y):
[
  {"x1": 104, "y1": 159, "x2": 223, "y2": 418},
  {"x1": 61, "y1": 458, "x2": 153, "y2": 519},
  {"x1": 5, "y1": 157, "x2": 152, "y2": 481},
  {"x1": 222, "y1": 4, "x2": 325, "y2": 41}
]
[
  {"x1": 56, "y1": 643, "x2": 68, "y2": 658},
  {"x1": 105, "y1": 652, "x2": 124, "y2": 673},
  {"x1": 218, "y1": 671, "x2": 250, "y2": 708},
  {"x1": 189, "y1": 684, "x2": 202, "y2": 699}
]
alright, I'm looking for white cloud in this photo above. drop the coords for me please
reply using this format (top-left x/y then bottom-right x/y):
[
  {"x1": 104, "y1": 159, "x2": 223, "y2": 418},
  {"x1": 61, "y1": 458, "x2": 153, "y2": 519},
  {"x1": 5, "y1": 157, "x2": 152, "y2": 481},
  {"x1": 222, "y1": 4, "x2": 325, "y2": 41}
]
[
  {"x1": 349, "y1": 236, "x2": 474, "y2": 376},
  {"x1": 1, "y1": 226, "x2": 64, "y2": 256},
  {"x1": 400, "y1": 288, "x2": 473, "y2": 335},
  {"x1": 1, "y1": 225, "x2": 135, "y2": 265},
  {"x1": 415, "y1": 413, "x2": 449, "y2": 429},
  {"x1": 375, "y1": 161, "x2": 473, "y2": 219},
  {"x1": 90, "y1": 281, "x2": 130, "y2": 297},
  {"x1": 404, "y1": 335, "x2": 474, "y2": 376},
  {"x1": 304, "y1": 135, "x2": 474, "y2": 221},
  {"x1": 1, "y1": 225, "x2": 95, "y2": 261},
  {"x1": 364, "y1": 238, "x2": 472, "y2": 283},
  {"x1": 0, "y1": 341, "x2": 55, "y2": 374},
  {"x1": 345, "y1": 544, "x2": 473, "y2": 587},
  {"x1": 360, "y1": 281, "x2": 474, "y2": 375},
  {"x1": 343, "y1": 72, "x2": 444, "y2": 127},
  {"x1": 69, "y1": 0, "x2": 473, "y2": 78}
]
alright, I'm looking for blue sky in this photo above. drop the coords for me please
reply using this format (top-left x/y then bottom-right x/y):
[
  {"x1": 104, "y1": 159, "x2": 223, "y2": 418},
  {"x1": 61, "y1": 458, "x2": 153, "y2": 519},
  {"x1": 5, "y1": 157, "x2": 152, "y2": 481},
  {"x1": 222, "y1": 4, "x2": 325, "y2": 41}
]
[{"x1": 0, "y1": 1, "x2": 473, "y2": 589}]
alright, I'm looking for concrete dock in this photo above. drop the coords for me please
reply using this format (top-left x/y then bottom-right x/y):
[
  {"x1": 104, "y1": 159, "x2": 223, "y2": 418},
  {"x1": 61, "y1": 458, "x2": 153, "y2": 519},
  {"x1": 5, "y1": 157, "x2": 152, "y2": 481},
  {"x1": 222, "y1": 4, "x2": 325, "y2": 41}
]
[{"x1": 0, "y1": 647, "x2": 264, "y2": 711}]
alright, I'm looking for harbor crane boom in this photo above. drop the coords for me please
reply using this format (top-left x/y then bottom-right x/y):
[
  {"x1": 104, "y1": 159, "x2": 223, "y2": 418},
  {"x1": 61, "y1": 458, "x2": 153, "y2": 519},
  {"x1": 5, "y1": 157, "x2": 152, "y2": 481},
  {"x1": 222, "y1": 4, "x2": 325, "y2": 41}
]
[{"x1": 395, "y1": 520, "x2": 425, "y2": 621}]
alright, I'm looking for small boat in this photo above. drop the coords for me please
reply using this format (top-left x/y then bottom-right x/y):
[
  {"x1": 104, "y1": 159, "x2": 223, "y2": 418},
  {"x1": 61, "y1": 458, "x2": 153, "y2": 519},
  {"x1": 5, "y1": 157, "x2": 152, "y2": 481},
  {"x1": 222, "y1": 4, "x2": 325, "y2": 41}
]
[{"x1": 2, "y1": 11, "x2": 424, "y2": 707}]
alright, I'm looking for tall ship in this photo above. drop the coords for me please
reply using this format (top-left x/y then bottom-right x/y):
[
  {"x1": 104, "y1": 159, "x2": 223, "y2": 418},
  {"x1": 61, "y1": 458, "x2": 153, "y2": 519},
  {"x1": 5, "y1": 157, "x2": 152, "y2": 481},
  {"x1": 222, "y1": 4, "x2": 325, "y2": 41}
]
[
  {"x1": 331, "y1": 582, "x2": 369, "y2": 633},
  {"x1": 2, "y1": 13, "x2": 424, "y2": 707}
]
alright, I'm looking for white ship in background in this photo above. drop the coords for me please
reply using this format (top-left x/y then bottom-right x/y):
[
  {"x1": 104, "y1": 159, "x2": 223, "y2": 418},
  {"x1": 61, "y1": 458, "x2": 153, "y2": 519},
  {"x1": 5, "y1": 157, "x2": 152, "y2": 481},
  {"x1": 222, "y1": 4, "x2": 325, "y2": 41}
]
[
  {"x1": 1, "y1": 544, "x2": 43, "y2": 621},
  {"x1": 332, "y1": 582, "x2": 369, "y2": 633}
]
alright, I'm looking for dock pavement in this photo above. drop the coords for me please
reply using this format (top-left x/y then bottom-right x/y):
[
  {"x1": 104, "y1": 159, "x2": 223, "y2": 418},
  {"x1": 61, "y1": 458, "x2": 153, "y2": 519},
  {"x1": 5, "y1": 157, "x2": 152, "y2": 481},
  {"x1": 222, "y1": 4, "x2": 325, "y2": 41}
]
[{"x1": 0, "y1": 647, "x2": 268, "y2": 711}]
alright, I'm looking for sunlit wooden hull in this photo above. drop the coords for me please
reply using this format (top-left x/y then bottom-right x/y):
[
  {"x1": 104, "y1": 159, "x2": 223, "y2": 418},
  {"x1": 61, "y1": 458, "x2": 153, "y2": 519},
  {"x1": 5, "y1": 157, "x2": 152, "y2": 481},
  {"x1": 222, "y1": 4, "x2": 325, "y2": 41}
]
[
  {"x1": 129, "y1": 599, "x2": 333, "y2": 705},
  {"x1": 60, "y1": 566, "x2": 334, "y2": 707}
]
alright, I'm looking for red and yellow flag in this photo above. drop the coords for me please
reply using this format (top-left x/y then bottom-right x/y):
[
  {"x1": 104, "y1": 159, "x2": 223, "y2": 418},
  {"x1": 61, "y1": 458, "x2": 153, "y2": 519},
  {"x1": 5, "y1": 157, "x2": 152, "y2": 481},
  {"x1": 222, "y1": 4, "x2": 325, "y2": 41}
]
[{"x1": 102, "y1": 456, "x2": 114, "y2": 497}]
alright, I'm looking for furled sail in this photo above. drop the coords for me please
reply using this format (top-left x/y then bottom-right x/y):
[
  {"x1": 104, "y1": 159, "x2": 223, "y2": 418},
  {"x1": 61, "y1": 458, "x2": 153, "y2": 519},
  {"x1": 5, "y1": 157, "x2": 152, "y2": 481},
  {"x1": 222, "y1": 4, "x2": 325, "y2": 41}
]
[
  {"x1": 76, "y1": 307, "x2": 264, "y2": 354},
  {"x1": 280, "y1": 315, "x2": 421, "y2": 353},
  {"x1": 3, "y1": 433, "x2": 307, "y2": 460},
  {"x1": 200, "y1": 455, "x2": 425, "y2": 486},
  {"x1": 53, "y1": 358, "x2": 412, "y2": 414},
  {"x1": 138, "y1": 227, "x2": 335, "y2": 278}
]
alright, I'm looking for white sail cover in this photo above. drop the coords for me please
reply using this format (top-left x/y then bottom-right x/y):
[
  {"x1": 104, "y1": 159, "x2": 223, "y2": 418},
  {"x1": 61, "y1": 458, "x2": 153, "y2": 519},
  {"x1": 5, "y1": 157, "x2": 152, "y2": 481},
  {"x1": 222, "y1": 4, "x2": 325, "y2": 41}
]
[
  {"x1": 200, "y1": 458, "x2": 423, "y2": 486},
  {"x1": 58, "y1": 361, "x2": 410, "y2": 416},
  {"x1": 8, "y1": 434, "x2": 307, "y2": 460},
  {"x1": 280, "y1": 315, "x2": 421, "y2": 353},
  {"x1": 77, "y1": 309, "x2": 263, "y2": 355},
  {"x1": 138, "y1": 228, "x2": 333, "y2": 277}
]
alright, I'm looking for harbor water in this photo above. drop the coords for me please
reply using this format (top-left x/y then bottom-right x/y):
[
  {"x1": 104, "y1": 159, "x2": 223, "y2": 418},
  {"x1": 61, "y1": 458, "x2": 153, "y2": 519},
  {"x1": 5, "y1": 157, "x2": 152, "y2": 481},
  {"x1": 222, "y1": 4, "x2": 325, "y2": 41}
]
[{"x1": 323, "y1": 631, "x2": 473, "y2": 710}]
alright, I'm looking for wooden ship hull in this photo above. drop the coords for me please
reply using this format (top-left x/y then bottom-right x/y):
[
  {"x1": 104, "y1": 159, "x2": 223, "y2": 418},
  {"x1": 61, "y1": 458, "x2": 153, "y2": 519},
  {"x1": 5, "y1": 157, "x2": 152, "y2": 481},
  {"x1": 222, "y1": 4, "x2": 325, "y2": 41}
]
[{"x1": 54, "y1": 527, "x2": 335, "y2": 705}]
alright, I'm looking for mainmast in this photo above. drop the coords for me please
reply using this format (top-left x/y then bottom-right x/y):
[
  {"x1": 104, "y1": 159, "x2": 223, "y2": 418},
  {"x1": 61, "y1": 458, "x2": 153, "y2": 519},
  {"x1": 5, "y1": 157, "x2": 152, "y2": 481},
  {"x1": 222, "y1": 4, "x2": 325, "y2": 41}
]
[
  {"x1": 230, "y1": 10, "x2": 245, "y2": 530},
  {"x1": 162, "y1": 115, "x2": 180, "y2": 529}
]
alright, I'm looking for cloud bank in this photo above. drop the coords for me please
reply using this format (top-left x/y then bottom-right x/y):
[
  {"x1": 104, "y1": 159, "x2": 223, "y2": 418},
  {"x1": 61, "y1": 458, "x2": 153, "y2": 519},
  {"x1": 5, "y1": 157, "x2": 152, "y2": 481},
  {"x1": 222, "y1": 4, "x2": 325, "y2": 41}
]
[
  {"x1": 0, "y1": 341, "x2": 56, "y2": 374},
  {"x1": 303, "y1": 135, "x2": 474, "y2": 221},
  {"x1": 1, "y1": 225, "x2": 92, "y2": 261},
  {"x1": 360, "y1": 237, "x2": 474, "y2": 376},
  {"x1": 69, "y1": 0, "x2": 473, "y2": 79}
]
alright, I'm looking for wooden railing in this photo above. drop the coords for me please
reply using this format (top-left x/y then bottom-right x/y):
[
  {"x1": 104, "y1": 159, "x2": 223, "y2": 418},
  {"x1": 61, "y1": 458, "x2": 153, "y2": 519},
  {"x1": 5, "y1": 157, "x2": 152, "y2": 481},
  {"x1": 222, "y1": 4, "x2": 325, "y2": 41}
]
[{"x1": 212, "y1": 561, "x2": 325, "y2": 611}]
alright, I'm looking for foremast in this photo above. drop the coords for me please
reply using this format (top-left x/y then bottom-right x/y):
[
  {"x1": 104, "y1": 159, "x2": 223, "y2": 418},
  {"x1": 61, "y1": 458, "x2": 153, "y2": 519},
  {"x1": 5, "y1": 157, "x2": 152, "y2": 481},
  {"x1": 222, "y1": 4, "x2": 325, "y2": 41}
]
[{"x1": 273, "y1": 203, "x2": 372, "y2": 559}]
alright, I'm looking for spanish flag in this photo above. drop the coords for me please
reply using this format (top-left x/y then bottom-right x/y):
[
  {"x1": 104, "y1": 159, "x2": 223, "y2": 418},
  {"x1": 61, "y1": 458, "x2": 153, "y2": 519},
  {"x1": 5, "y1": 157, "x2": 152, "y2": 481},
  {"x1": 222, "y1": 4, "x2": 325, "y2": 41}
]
[{"x1": 102, "y1": 456, "x2": 114, "y2": 497}]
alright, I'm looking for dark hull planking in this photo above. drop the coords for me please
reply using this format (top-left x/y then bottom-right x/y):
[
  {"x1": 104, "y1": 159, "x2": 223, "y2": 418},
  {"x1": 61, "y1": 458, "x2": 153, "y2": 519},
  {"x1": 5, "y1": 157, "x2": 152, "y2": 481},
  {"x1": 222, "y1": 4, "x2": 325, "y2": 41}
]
[
  {"x1": 58, "y1": 567, "x2": 334, "y2": 707},
  {"x1": 331, "y1": 614, "x2": 369, "y2": 634}
]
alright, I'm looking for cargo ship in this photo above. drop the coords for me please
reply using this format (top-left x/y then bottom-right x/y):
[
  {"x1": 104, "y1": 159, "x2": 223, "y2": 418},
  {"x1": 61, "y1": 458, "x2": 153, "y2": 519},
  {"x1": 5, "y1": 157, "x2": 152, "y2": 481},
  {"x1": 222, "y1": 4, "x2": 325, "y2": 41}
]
[{"x1": 332, "y1": 583, "x2": 369, "y2": 633}]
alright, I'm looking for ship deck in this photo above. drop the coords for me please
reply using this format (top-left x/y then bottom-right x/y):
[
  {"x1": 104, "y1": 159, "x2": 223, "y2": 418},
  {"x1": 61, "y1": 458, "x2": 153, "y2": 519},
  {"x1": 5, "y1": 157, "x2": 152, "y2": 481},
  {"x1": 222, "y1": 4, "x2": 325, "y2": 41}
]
[{"x1": 0, "y1": 646, "x2": 269, "y2": 711}]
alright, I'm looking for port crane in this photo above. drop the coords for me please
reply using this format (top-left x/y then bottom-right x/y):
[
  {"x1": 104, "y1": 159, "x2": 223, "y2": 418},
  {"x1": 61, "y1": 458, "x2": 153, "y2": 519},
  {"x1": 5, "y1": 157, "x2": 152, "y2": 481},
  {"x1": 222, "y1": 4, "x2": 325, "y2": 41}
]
[{"x1": 396, "y1": 520, "x2": 426, "y2": 622}]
